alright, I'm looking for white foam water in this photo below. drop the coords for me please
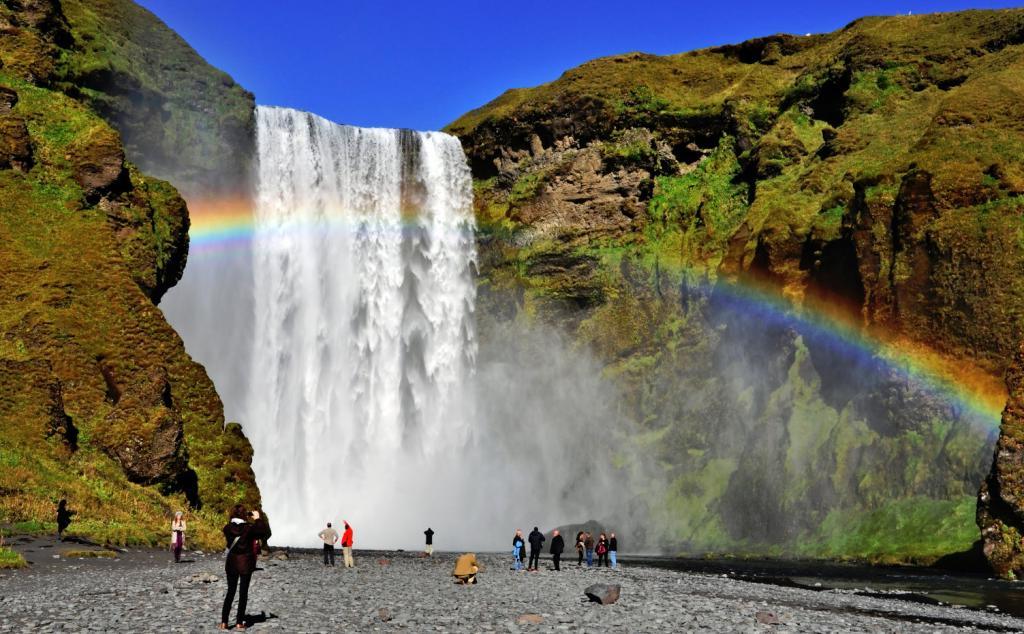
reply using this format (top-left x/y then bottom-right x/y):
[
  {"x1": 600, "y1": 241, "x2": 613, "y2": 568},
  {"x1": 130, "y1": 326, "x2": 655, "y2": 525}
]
[{"x1": 248, "y1": 106, "x2": 476, "y2": 546}]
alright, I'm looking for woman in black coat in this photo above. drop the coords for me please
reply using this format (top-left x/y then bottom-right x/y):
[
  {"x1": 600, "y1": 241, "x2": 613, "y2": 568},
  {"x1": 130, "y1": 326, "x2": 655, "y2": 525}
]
[{"x1": 220, "y1": 504, "x2": 271, "y2": 630}]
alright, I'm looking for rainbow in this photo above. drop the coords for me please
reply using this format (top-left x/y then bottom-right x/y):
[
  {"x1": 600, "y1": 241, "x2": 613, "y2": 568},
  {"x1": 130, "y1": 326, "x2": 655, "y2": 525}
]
[
  {"x1": 182, "y1": 196, "x2": 1007, "y2": 429},
  {"x1": 697, "y1": 274, "x2": 1005, "y2": 429}
]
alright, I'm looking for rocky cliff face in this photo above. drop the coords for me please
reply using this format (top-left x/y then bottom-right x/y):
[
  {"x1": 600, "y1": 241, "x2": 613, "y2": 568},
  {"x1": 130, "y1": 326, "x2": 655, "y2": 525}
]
[
  {"x1": 450, "y1": 10, "x2": 1024, "y2": 560},
  {"x1": 57, "y1": 0, "x2": 254, "y2": 196},
  {"x1": 978, "y1": 345, "x2": 1024, "y2": 578},
  {"x1": 0, "y1": 0, "x2": 258, "y2": 546}
]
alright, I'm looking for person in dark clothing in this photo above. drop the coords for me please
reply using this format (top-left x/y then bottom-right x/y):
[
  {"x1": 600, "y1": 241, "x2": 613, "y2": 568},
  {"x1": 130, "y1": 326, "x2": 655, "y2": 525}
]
[
  {"x1": 609, "y1": 532, "x2": 618, "y2": 569},
  {"x1": 596, "y1": 533, "x2": 609, "y2": 567},
  {"x1": 575, "y1": 531, "x2": 585, "y2": 566},
  {"x1": 424, "y1": 527, "x2": 434, "y2": 556},
  {"x1": 549, "y1": 529, "x2": 565, "y2": 571},
  {"x1": 56, "y1": 499, "x2": 75, "y2": 542},
  {"x1": 584, "y1": 532, "x2": 595, "y2": 567},
  {"x1": 527, "y1": 527, "x2": 545, "y2": 571},
  {"x1": 220, "y1": 504, "x2": 271, "y2": 630}
]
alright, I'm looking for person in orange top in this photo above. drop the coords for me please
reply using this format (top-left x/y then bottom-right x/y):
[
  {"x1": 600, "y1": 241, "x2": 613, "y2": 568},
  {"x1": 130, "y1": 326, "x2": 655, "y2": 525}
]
[{"x1": 340, "y1": 521, "x2": 354, "y2": 568}]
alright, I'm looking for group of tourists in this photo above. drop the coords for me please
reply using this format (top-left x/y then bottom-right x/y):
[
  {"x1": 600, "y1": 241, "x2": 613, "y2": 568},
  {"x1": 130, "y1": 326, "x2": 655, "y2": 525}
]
[
  {"x1": 316, "y1": 521, "x2": 355, "y2": 567},
  {"x1": 509, "y1": 527, "x2": 618, "y2": 573},
  {"x1": 574, "y1": 530, "x2": 618, "y2": 569}
]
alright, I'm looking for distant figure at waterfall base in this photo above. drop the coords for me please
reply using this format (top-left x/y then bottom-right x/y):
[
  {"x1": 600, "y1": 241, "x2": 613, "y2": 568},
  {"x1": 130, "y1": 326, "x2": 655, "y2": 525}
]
[
  {"x1": 318, "y1": 522, "x2": 338, "y2": 566},
  {"x1": 528, "y1": 527, "x2": 545, "y2": 571},
  {"x1": 424, "y1": 527, "x2": 434, "y2": 556},
  {"x1": 171, "y1": 511, "x2": 187, "y2": 563},
  {"x1": 341, "y1": 521, "x2": 354, "y2": 568},
  {"x1": 550, "y1": 530, "x2": 564, "y2": 571}
]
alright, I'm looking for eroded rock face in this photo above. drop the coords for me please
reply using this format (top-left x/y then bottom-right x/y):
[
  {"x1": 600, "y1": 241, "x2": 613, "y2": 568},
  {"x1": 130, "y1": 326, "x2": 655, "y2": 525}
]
[
  {"x1": 0, "y1": 0, "x2": 260, "y2": 527},
  {"x1": 978, "y1": 344, "x2": 1024, "y2": 577},
  {"x1": 0, "y1": 359, "x2": 77, "y2": 451},
  {"x1": 69, "y1": 127, "x2": 128, "y2": 202},
  {"x1": 0, "y1": 114, "x2": 32, "y2": 171},
  {"x1": 0, "y1": 86, "x2": 19, "y2": 114},
  {"x1": 96, "y1": 366, "x2": 186, "y2": 485}
]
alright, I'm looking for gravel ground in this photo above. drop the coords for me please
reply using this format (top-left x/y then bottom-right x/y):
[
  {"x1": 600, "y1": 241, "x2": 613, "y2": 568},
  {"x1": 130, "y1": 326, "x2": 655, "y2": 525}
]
[{"x1": 2, "y1": 545, "x2": 1024, "y2": 633}]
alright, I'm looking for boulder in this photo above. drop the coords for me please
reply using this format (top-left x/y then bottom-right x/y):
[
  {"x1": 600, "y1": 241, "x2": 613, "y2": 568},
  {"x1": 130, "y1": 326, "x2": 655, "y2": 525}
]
[
  {"x1": 755, "y1": 610, "x2": 781, "y2": 625},
  {"x1": 583, "y1": 583, "x2": 621, "y2": 605}
]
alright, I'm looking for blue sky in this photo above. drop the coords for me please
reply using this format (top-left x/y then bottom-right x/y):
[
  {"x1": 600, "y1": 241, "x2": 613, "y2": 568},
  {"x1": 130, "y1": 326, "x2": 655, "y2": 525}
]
[{"x1": 138, "y1": 1, "x2": 1020, "y2": 131}]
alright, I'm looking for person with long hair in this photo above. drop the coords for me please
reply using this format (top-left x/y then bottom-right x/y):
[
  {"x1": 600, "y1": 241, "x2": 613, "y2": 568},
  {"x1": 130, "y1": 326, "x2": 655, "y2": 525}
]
[
  {"x1": 220, "y1": 504, "x2": 271, "y2": 630},
  {"x1": 596, "y1": 532, "x2": 609, "y2": 567},
  {"x1": 171, "y1": 511, "x2": 186, "y2": 563}
]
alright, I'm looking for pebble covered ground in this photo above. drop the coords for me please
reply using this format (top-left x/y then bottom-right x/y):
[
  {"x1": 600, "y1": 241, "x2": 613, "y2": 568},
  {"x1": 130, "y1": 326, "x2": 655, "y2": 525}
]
[{"x1": 2, "y1": 542, "x2": 1024, "y2": 632}]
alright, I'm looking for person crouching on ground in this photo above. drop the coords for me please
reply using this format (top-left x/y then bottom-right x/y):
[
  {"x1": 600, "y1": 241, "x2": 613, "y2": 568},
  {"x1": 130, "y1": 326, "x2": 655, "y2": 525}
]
[
  {"x1": 453, "y1": 552, "x2": 481, "y2": 584},
  {"x1": 341, "y1": 521, "x2": 354, "y2": 568},
  {"x1": 550, "y1": 529, "x2": 564, "y2": 571},
  {"x1": 220, "y1": 505, "x2": 271, "y2": 630},
  {"x1": 318, "y1": 522, "x2": 338, "y2": 566},
  {"x1": 171, "y1": 511, "x2": 186, "y2": 563}
]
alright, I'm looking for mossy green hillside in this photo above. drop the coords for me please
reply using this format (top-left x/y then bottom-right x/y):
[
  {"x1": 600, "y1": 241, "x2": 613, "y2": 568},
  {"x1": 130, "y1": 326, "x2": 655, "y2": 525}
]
[
  {"x1": 0, "y1": 0, "x2": 255, "y2": 195},
  {"x1": 454, "y1": 9, "x2": 1022, "y2": 561},
  {"x1": 0, "y1": 68, "x2": 258, "y2": 548}
]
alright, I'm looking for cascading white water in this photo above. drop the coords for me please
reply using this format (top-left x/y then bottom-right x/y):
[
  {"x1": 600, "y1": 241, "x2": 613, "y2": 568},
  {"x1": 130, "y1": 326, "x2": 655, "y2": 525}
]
[{"x1": 249, "y1": 106, "x2": 477, "y2": 546}]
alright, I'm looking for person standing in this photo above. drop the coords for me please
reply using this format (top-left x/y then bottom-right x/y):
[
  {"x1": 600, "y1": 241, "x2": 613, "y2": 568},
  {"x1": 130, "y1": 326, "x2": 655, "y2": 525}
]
[
  {"x1": 609, "y1": 532, "x2": 619, "y2": 569},
  {"x1": 549, "y1": 529, "x2": 564, "y2": 571},
  {"x1": 341, "y1": 521, "x2": 354, "y2": 568},
  {"x1": 56, "y1": 499, "x2": 75, "y2": 542},
  {"x1": 220, "y1": 505, "x2": 271, "y2": 630},
  {"x1": 424, "y1": 527, "x2": 434, "y2": 556},
  {"x1": 318, "y1": 522, "x2": 338, "y2": 566},
  {"x1": 171, "y1": 511, "x2": 187, "y2": 563},
  {"x1": 596, "y1": 533, "x2": 609, "y2": 567},
  {"x1": 527, "y1": 527, "x2": 545, "y2": 571},
  {"x1": 575, "y1": 531, "x2": 585, "y2": 566},
  {"x1": 584, "y1": 532, "x2": 595, "y2": 567},
  {"x1": 512, "y1": 529, "x2": 525, "y2": 571}
]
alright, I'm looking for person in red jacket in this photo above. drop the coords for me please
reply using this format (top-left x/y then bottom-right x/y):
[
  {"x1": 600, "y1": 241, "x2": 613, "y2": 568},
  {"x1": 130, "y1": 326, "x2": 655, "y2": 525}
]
[{"x1": 341, "y1": 521, "x2": 354, "y2": 568}]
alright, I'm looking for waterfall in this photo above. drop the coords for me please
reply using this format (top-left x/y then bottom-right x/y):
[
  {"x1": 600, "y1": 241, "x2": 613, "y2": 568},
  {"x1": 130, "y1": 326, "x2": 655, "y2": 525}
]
[{"x1": 248, "y1": 106, "x2": 477, "y2": 546}]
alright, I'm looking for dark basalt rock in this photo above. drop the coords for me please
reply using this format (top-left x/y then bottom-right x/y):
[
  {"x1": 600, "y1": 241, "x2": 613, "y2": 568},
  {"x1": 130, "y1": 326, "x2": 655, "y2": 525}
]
[{"x1": 978, "y1": 343, "x2": 1024, "y2": 578}]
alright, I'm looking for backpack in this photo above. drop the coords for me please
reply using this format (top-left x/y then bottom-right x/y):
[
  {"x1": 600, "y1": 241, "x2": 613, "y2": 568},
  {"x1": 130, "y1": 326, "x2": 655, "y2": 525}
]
[{"x1": 596, "y1": 542, "x2": 607, "y2": 555}]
